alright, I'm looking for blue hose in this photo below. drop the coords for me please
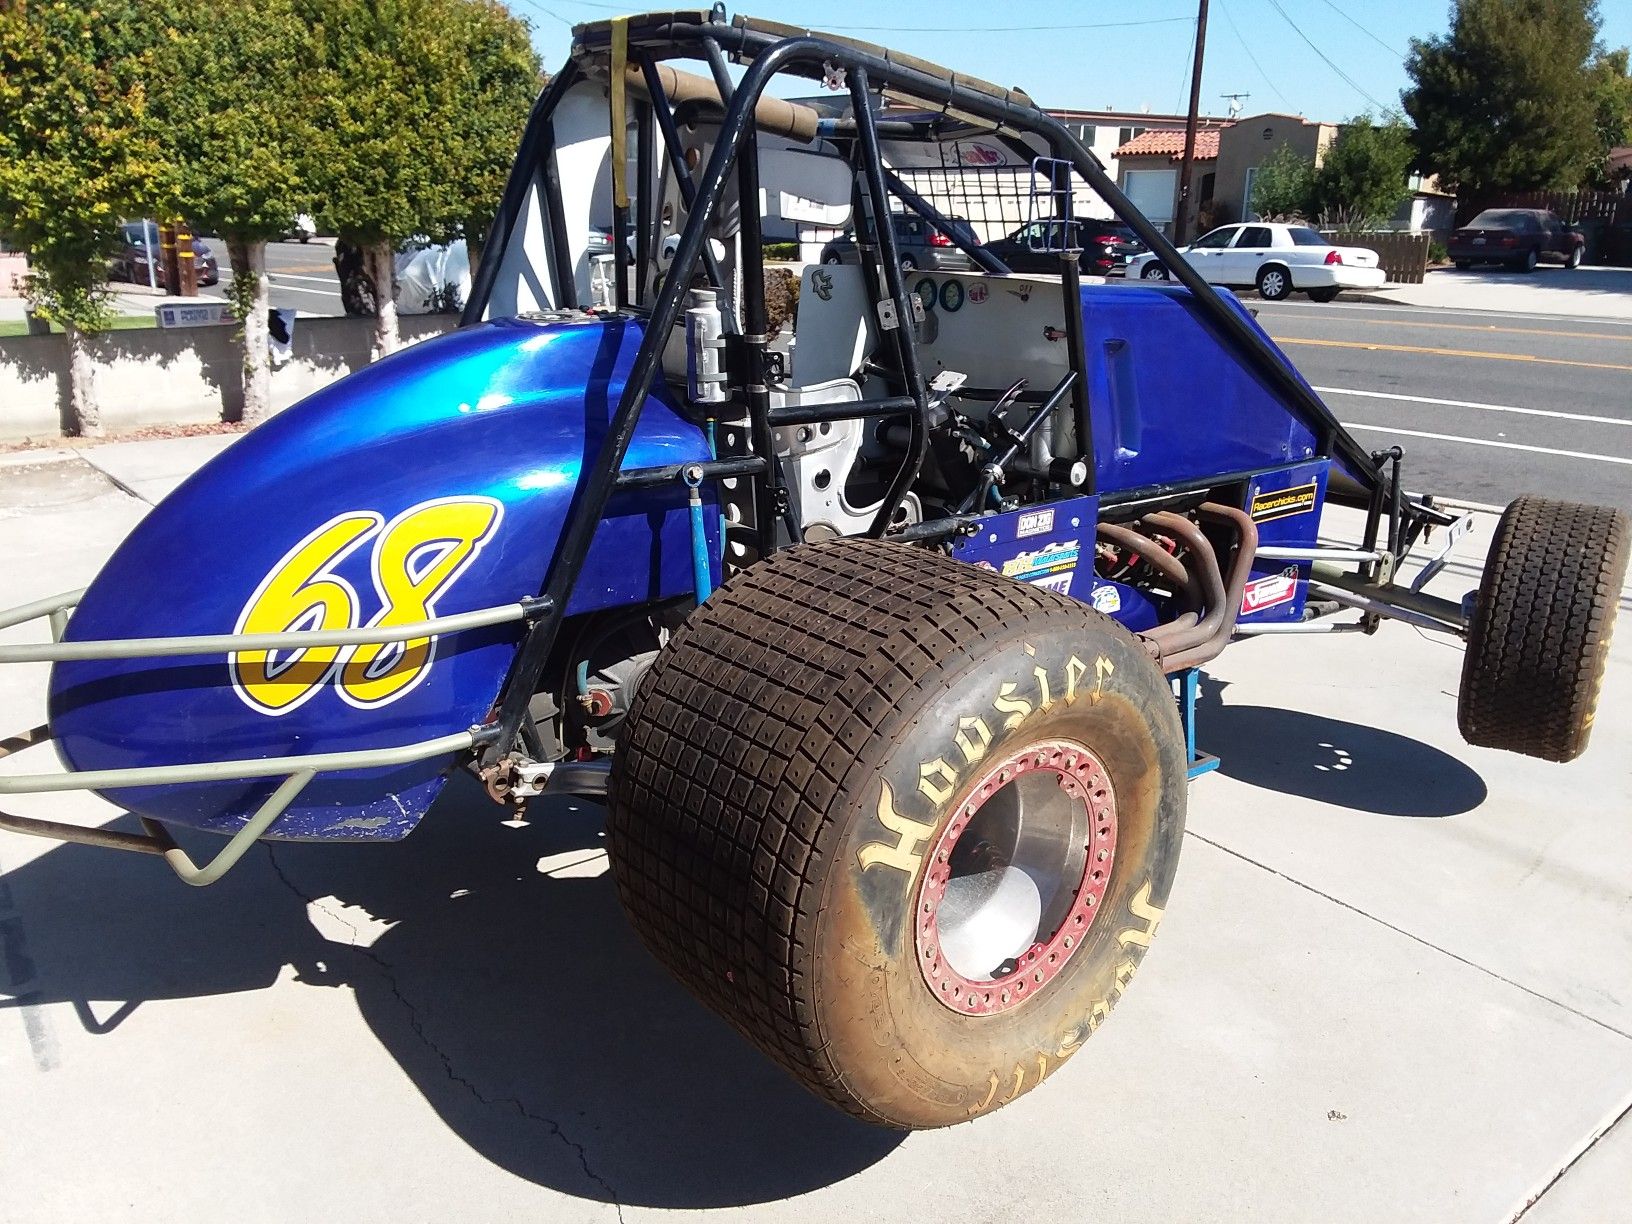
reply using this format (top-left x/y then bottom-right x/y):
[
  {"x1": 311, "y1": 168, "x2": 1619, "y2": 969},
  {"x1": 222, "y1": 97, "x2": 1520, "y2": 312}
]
[{"x1": 684, "y1": 466, "x2": 713, "y2": 604}]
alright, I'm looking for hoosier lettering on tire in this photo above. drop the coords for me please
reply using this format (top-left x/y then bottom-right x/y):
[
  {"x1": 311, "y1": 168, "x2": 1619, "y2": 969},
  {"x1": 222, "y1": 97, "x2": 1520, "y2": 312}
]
[{"x1": 608, "y1": 538, "x2": 1188, "y2": 1128}]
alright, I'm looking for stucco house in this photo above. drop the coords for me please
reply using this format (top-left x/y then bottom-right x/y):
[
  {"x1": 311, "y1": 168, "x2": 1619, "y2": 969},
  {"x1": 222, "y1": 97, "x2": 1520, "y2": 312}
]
[{"x1": 1111, "y1": 126, "x2": 1225, "y2": 239}]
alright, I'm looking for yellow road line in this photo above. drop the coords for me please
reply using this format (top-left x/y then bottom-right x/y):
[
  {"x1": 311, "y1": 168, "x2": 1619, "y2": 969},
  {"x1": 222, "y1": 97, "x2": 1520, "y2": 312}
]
[
  {"x1": 1275, "y1": 317, "x2": 1630, "y2": 343},
  {"x1": 1269, "y1": 335, "x2": 1632, "y2": 373}
]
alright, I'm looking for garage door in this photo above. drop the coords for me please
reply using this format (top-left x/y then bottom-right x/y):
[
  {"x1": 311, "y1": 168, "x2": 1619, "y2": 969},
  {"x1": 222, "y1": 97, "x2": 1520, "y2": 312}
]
[{"x1": 1122, "y1": 169, "x2": 1178, "y2": 224}]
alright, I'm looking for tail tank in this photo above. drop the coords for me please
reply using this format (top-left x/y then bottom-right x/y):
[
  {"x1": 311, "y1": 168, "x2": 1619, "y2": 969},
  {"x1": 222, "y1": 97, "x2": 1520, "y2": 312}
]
[{"x1": 47, "y1": 315, "x2": 716, "y2": 841}]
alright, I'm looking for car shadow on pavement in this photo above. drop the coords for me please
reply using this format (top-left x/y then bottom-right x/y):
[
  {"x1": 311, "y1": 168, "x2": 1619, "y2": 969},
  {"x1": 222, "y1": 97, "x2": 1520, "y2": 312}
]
[
  {"x1": 0, "y1": 775, "x2": 901, "y2": 1208},
  {"x1": 1196, "y1": 679, "x2": 1487, "y2": 818}
]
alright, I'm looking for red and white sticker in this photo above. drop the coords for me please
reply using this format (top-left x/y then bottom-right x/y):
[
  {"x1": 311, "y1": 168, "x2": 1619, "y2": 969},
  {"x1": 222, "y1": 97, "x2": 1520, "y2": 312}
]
[
  {"x1": 968, "y1": 283, "x2": 989, "y2": 304},
  {"x1": 1241, "y1": 567, "x2": 1300, "y2": 616}
]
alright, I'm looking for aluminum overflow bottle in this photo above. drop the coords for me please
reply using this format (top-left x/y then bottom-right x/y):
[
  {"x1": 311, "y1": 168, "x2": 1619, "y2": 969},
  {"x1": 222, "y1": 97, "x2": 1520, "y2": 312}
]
[{"x1": 685, "y1": 288, "x2": 726, "y2": 406}]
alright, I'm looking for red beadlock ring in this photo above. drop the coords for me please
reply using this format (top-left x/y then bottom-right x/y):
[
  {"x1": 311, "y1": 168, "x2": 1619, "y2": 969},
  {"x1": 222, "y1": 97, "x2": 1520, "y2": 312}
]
[{"x1": 915, "y1": 739, "x2": 1117, "y2": 1016}]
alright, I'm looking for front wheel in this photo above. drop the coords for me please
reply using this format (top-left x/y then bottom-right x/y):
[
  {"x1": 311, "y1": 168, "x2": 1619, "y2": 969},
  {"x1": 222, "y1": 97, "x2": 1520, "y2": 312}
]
[
  {"x1": 1458, "y1": 495, "x2": 1629, "y2": 761},
  {"x1": 1256, "y1": 264, "x2": 1292, "y2": 301},
  {"x1": 609, "y1": 539, "x2": 1188, "y2": 1128},
  {"x1": 822, "y1": 253, "x2": 841, "y2": 266},
  {"x1": 900, "y1": 254, "x2": 919, "y2": 271},
  {"x1": 1566, "y1": 246, "x2": 1583, "y2": 269},
  {"x1": 1454, "y1": 260, "x2": 1472, "y2": 270}
]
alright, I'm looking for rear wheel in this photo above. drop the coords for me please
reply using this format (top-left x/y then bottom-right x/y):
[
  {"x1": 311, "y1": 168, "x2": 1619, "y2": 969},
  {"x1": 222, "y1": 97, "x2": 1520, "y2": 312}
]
[
  {"x1": 1512, "y1": 247, "x2": 1539, "y2": 272},
  {"x1": 1458, "y1": 495, "x2": 1629, "y2": 762},
  {"x1": 900, "y1": 254, "x2": 919, "y2": 271},
  {"x1": 1140, "y1": 263, "x2": 1168, "y2": 281},
  {"x1": 822, "y1": 253, "x2": 841, "y2": 265},
  {"x1": 609, "y1": 539, "x2": 1188, "y2": 1128},
  {"x1": 1256, "y1": 264, "x2": 1292, "y2": 301},
  {"x1": 1307, "y1": 287, "x2": 1341, "y2": 303},
  {"x1": 1454, "y1": 260, "x2": 1472, "y2": 270}
]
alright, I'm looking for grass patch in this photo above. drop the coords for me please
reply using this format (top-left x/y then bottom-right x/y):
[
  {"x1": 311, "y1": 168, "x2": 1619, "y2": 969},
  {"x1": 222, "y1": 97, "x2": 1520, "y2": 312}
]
[{"x1": 0, "y1": 314, "x2": 160, "y2": 338}]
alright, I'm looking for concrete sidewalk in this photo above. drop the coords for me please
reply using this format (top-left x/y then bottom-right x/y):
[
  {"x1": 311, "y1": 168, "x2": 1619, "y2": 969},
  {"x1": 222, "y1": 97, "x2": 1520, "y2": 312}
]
[
  {"x1": 1366, "y1": 265, "x2": 1632, "y2": 319},
  {"x1": 1, "y1": 438, "x2": 1629, "y2": 1223}
]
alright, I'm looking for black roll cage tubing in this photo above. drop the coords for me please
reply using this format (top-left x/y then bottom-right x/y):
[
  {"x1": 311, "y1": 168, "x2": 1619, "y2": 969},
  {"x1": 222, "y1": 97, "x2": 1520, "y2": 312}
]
[{"x1": 470, "y1": 19, "x2": 1395, "y2": 764}]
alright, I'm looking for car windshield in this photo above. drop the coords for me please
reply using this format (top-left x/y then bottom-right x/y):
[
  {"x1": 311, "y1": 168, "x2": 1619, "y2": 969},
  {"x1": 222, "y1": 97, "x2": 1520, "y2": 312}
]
[
  {"x1": 1288, "y1": 227, "x2": 1327, "y2": 246},
  {"x1": 1468, "y1": 210, "x2": 1529, "y2": 228}
]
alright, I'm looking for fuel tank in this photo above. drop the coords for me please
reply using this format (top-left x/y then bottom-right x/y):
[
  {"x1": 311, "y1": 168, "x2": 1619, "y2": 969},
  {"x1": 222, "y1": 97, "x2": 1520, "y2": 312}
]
[{"x1": 48, "y1": 314, "x2": 716, "y2": 841}]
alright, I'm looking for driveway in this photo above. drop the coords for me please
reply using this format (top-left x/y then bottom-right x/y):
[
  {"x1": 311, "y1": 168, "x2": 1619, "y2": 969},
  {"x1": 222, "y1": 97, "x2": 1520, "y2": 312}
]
[{"x1": 1, "y1": 440, "x2": 1630, "y2": 1222}]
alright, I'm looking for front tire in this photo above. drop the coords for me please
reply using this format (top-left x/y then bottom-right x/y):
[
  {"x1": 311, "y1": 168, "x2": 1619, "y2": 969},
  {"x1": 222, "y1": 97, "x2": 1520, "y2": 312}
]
[
  {"x1": 609, "y1": 539, "x2": 1188, "y2": 1128},
  {"x1": 1458, "y1": 496, "x2": 1629, "y2": 762},
  {"x1": 1256, "y1": 264, "x2": 1292, "y2": 301},
  {"x1": 1566, "y1": 246, "x2": 1583, "y2": 269}
]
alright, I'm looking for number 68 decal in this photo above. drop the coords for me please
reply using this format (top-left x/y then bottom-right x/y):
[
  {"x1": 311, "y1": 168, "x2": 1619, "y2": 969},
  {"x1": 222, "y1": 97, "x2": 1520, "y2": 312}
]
[{"x1": 231, "y1": 496, "x2": 503, "y2": 716}]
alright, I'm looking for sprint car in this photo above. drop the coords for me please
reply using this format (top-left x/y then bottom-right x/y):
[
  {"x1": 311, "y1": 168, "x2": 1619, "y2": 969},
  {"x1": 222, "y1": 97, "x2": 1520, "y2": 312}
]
[{"x1": 2, "y1": 10, "x2": 1625, "y2": 1130}]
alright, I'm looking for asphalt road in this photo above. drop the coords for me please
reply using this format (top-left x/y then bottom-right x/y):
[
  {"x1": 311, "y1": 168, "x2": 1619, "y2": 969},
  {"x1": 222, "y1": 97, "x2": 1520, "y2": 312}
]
[
  {"x1": 199, "y1": 237, "x2": 348, "y2": 313},
  {"x1": 1255, "y1": 297, "x2": 1632, "y2": 513}
]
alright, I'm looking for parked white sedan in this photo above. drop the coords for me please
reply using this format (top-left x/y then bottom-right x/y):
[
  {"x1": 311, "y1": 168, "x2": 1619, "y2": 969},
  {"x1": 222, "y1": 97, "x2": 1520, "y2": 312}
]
[{"x1": 1125, "y1": 222, "x2": 1385, "y2": 302}]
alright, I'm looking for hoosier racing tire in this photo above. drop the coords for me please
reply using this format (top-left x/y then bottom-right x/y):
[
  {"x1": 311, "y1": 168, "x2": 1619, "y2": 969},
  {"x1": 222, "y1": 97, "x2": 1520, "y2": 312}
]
[
  {"x1": 1458, "y1": 495, "x2": 1629, "y2": 762},
  {"x1": 608, "y1": 538, "x2": 1188, "y2": 1128}
]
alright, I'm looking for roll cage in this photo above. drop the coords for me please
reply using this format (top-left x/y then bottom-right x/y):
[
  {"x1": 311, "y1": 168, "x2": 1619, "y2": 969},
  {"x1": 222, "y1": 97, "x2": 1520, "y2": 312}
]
[{"x1": 464, "y1": 7, "x2": 1431, "y2": 764}]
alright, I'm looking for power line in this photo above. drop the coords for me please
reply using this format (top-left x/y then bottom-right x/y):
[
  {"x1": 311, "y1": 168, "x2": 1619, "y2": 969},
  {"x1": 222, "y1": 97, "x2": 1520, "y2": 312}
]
[
  {"x1": 1176, "y1": 17, "x2": 1198, "y2": 116},
  {"x1": 508, "y1": 0, "x2": 574, "y2": 28},
  {"x1": 1263, "y1": 0, "x2": 1389, "y2": 112},
  {"x1": 1312, "y1": 0, "x2": 1404, "y2": 59},
  {"x1": 1217, "y1": 0, "x2": 1291, "y2": 108}
]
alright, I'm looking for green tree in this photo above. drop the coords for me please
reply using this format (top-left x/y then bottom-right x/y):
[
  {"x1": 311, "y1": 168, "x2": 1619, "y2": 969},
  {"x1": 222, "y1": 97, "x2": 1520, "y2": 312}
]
[
  {"x1": 1586, "y1": 47, "x2": 1632, "y2": 187},
  {"x1": 1313, "y1": 115, "x2": 1416, "y2": 226},
  {"x1": 147, "y1": 0, "x2": 316, "y2": 423},
  {"x1": 1404, "y1": 0, "x2": 1602, "y2": 199},
  {"x1": 0, "y1": 0, "x2": 166, "y2": 435},
  {"x1": 1250, "y1": 143, "x2": 1317, "y2": 221},
  {"x1": 301, "y1": 0, "x2": 538, "y2": 356}
]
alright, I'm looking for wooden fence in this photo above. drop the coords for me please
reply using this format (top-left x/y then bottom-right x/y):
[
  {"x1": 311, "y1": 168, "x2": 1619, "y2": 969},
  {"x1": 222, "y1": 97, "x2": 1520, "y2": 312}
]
[
  {"x1": 1320, "y1": 229, "x2": 1432, "y2": 284},
  {"x1": 1458, "y1": 189, "x2": 1632, "y2": 228}
]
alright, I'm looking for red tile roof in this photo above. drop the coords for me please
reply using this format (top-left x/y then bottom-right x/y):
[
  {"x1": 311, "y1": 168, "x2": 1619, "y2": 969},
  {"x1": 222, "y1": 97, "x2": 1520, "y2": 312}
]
[{"x1": 1114, "y1": 127, "x2": 1224, "y2": 161}]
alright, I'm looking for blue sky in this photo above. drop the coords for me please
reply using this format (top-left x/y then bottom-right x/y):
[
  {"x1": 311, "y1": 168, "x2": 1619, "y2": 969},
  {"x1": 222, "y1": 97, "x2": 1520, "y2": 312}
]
[{"x1": 505, "y1": 0, "x2": 1632, "y2": 124}]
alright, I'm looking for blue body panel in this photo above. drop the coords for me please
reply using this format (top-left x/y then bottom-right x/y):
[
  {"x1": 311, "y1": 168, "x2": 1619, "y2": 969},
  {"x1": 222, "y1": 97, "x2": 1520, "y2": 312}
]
[
  {"x1": 1081, "y1": 284, "x2": 1322, "y2": 494},
  {"x1": 1239, "y1": 461, "x2": 1331, "y2": 625},
  {"x1": 950, "y1": 497, "x2": 1164, "y2": 634},
  {"x1": 48, "y1": 316, "x2": 716, "y2": 841}
]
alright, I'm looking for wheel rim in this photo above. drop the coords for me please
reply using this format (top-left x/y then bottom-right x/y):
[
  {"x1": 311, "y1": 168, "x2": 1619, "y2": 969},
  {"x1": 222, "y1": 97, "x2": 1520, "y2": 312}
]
[
  {"x1": 1262, "y1": 270, "x2": 1284, "y2": 297},
  {"x1": 1143, "y1": 265, "x2": 1166, "y2": 280},
  {"x1": 915, "y1": 739, "x2": 1117, "y2": 1016}
]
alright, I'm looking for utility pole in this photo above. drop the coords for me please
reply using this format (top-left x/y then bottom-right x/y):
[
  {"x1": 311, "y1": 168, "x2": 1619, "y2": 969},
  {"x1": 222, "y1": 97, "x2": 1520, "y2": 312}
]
[{"x1": 1174, "y1": 0, "x2": 1210, "y2": 246}]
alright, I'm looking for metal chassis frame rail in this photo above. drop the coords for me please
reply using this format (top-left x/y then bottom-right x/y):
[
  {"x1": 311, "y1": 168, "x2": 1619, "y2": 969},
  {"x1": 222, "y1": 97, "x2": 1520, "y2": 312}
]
[{"x1": 0, "y1": 590, "x2": 533, "y2": 884}]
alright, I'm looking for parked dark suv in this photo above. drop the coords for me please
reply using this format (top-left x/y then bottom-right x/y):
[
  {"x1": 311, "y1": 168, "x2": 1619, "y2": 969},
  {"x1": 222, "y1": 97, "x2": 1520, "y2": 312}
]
[
  {"x1": 1448, "y1": 208, "x2": 1585, "y2": 272},
  {"x1": 983, "y1": 218, "x2": 1147, "y2": 276},
  {"x1": 819, "y1": 213, "x2": 978, "y2": 271}
]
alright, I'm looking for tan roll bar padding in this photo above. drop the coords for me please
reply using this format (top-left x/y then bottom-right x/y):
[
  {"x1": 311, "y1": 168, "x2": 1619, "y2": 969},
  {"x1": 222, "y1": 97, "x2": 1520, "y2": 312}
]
[
  {"x1": 731, "y1": 16, "x2": 1036, "y2": 114},
  {"x1": 624, "y1": 62, "x2": 820, "y2": 143}
]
